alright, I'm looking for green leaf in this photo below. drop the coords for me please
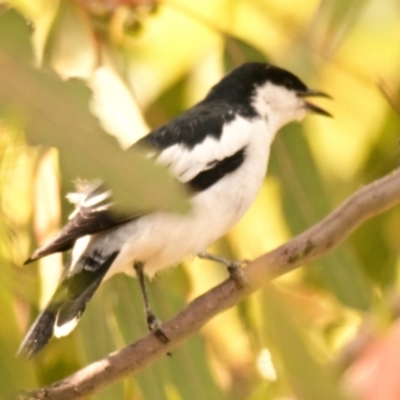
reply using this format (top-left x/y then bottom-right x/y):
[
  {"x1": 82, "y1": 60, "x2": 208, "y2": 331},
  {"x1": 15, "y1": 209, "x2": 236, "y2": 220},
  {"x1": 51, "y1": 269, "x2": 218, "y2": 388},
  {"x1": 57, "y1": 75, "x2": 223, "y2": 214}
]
[
  {"x1": 223, "y1": 35, "x2": 269, "y2": 71},
  {"x1": 0, "y1": 258, "x2": 36, "y2": 398},
  {"x1": 308, "y1": 0, "x2": 369, "y2": 54},
  {"x1": 43, "y1": 0, "x2": 96, "y2": 78},
  {"x1": 270, "y1": 124, "x2": 372, "y2": 310},
  {"x1": 351, "y1": 109, "x2": 400, "y2": 286},
  {"x1": 0, "y1": 8, "x2": 189, "y2": 214},
  {"x1": 263, "y1": 284, "x2": 348, "y2": 400}
]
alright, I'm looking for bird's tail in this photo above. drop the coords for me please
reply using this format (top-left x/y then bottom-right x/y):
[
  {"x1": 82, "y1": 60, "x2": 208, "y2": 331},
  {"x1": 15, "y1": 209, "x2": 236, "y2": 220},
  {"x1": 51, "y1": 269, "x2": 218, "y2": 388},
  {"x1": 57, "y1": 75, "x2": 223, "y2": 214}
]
[
  {"x1": 17, "y1": 279, "x2": 104, "y2": 358},
  {"x1": 18, "y1": 250, "x2": 119, "y2": 358},
  {"x1": 17, "y1": 299, "x2": 62, "y2": 359}
]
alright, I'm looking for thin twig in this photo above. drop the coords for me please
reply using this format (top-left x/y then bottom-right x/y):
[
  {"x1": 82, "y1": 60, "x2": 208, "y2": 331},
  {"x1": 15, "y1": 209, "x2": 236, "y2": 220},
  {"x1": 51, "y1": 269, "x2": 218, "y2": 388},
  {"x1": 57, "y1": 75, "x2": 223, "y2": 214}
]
[{"x1": 20, "y1": 167, "x2": 400, "y2": 400}]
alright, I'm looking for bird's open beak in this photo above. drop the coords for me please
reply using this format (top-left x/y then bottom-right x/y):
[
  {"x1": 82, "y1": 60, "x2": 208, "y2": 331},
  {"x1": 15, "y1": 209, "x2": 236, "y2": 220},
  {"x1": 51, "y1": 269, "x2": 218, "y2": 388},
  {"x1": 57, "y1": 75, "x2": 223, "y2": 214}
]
[{"x1": 297, "y1": 89, "x2": 332, "y2": 118}]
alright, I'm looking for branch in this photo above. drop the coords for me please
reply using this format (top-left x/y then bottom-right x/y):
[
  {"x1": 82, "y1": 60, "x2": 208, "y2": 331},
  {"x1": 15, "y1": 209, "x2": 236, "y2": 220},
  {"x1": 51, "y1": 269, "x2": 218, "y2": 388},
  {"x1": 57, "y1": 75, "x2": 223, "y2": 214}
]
[{"x1": 21, "y1": 167, "x2": 400, "y2": 400}]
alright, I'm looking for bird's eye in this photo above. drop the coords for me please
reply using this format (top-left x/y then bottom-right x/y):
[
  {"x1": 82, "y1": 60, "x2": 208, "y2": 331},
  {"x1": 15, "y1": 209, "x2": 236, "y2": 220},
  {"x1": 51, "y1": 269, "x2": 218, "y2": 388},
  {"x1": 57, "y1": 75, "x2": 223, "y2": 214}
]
[{"x1": 284, "y1": 79, "x2": 293, "y2": 89}]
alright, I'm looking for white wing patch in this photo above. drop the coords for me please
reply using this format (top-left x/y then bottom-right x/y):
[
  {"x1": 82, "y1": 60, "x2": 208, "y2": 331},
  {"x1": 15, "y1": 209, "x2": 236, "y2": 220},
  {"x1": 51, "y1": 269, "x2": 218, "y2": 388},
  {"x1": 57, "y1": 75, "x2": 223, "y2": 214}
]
[
  {"x1": 156, "y1": 115, "x2": 253, "y2": 183},
  {"x1": 66, "y1": 180, "x2": 113, "y2": 220},
  {"x1": 70, "y1": 235, "x2": 91, "y2": 271},
  {"x1": 54, "y1": 316, "x2": 80, "y2": 338}
]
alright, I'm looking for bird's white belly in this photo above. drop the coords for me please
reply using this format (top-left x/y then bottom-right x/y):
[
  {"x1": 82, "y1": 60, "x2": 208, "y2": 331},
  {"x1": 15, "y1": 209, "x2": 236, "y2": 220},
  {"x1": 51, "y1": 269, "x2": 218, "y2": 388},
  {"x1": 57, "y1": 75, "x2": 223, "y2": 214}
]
[{"x1": 102, "y1": 146, "x2": 269, "y2": 279}]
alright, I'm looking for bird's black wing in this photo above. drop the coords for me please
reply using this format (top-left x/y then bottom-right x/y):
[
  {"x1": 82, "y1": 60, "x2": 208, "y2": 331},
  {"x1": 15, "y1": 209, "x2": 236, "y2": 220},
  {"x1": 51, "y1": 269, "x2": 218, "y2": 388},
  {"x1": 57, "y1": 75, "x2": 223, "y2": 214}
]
[
  {"x1": 135, "y1": 101, "x2": 236, "y2": 150},
  {"x1": 134, "y1": 101, "x2": 251, "y2": 191}
]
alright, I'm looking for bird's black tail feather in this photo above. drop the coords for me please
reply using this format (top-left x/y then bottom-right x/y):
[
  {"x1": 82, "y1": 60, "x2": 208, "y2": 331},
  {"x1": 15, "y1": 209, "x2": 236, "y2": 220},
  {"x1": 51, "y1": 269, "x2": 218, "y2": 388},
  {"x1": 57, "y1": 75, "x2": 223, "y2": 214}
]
[
  {"x1": 17, "y1": 302, "x2": 61, "y2": 359},
  {"x1": 18, "y1": 250, "x2": 120, "y2": 358}
]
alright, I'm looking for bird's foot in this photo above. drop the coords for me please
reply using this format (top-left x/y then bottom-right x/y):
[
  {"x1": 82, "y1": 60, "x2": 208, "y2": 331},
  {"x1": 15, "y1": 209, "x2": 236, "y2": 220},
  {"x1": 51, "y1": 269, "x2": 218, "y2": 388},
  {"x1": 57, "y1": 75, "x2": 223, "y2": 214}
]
[
  {"x1": 197, "y1": 251, "x2": 249, "y2": 288},
  {"x1": 226, "y1": 259, "x2": 249, "y2": 288},
  {"x1": 146, "y1": 312, "x2": 169, "y2": 344}
]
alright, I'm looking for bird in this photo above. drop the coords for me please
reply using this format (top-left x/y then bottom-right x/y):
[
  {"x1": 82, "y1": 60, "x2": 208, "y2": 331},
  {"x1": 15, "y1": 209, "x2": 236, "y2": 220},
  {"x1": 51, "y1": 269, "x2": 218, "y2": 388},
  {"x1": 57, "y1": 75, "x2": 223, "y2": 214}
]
[{"x1": 18, "y1": 62, "x2": 331, "y2": 358}]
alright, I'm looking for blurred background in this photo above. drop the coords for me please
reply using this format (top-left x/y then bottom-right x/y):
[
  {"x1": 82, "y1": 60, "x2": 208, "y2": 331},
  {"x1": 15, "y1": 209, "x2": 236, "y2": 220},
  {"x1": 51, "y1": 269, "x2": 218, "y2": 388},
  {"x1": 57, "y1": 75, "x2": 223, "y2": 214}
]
[{"x1": 1, "y1": 0, "x2": 400, "y2": 399}]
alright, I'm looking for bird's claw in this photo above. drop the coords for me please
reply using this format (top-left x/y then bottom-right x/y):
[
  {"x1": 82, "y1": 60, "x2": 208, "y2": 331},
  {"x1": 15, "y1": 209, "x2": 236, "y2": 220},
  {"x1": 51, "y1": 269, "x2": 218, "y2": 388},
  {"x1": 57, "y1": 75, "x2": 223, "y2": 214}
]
[
  {"x1": 147, "y1": 313, "x2": 169, "y2": 343},
  {"x1": 197, "y1": 251, "x2": 249, "y2": 288},
  {"x1": 227, "y1": 259, "x2": 249, "y2": 288}
]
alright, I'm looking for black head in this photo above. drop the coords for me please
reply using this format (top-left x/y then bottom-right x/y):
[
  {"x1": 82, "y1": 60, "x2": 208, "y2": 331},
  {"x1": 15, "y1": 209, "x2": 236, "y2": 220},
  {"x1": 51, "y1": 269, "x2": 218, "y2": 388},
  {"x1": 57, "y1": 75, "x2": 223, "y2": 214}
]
[{"x1": 205, "y1": 62, "x2": 331, "y2": 124}]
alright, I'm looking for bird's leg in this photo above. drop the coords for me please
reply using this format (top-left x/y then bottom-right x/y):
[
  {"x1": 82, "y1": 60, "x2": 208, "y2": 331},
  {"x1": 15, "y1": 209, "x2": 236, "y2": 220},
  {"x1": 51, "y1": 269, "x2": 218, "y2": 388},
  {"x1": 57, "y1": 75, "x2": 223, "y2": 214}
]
[
  {"x1": 133, "y1": 261, "x2": 169, "y2": 343},
  {"x1": 197, "y1": 251, "x2": 248, "y2": 288}
]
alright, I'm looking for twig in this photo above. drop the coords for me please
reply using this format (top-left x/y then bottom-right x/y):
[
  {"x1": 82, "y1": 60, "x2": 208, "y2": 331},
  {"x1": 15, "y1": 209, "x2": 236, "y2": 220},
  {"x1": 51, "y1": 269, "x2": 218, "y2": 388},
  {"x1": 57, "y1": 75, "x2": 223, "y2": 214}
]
[{"x1": 20, "y1": 167, "x2": 400, "y2": 400}]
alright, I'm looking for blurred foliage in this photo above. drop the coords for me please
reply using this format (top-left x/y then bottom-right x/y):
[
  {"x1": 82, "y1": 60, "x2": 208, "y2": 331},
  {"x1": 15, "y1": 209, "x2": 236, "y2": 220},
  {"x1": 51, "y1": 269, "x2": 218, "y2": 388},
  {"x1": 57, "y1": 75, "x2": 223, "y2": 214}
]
[{"x1": 1, "y1": 0, "x2": 400, "y2": 399}]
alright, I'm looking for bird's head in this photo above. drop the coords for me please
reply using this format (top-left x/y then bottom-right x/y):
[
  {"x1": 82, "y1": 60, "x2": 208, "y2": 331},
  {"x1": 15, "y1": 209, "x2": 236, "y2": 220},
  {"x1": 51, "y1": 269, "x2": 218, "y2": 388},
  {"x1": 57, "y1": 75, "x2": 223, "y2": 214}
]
[
  {"x1": 250, "y1": 63, "x2": 331, "y2": 131},
  {"x1": 206, "y1": 62, "x2": 331, "y2": 132}
]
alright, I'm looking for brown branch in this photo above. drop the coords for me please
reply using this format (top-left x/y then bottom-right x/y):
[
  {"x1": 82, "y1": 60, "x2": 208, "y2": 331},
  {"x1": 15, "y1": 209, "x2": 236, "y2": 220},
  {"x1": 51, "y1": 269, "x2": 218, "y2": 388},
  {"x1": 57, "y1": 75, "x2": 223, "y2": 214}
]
[{"x1": 20, "y1": 167, "x2": 400, "y2": 400}]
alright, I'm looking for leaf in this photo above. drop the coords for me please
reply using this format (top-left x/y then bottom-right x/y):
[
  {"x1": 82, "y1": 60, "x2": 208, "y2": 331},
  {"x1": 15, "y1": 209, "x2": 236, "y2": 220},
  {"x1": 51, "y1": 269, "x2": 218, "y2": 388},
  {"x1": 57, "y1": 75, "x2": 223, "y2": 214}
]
[
  {"x1": 270, "y1": 124, "x2": 372, "y2": 310},
  {"x1": 263, "y1": 284, "x2": 348, "y2": 400},
  {"x1": 0, "y1": 8, "x2": 189, "y2": 214},
  {"x1": 43, "y1": 0, "x2": 97, "y2": 79},
  {"x1": 351, "y1": 107, "x2": 400, "y2": 286},
  {"x1": 0, "y1": 257, "x2": 36, "y2": 397},
  {"x1": 223, "y1": 35, "x2": 269, "y2": 71},
  {"x1": 308, "y1": 0, "x2": 369, "y2": 54}
]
